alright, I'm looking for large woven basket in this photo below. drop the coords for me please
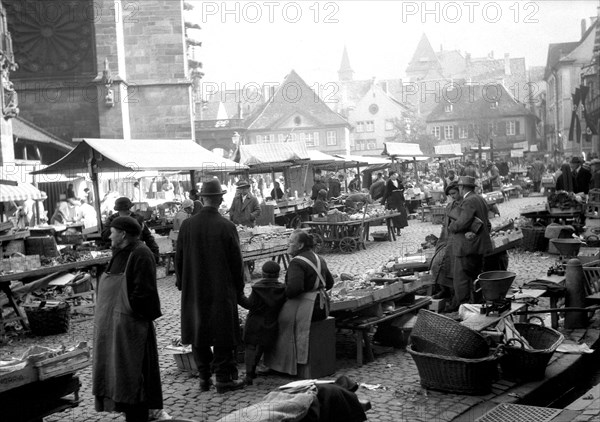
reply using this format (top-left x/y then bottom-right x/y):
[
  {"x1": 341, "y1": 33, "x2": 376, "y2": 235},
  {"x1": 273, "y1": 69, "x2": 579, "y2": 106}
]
[
  {"x1": 410, "y1": 309, "x2": 489, "y2": 359},
  {"x1": 583, "y1": 260, "x2": 600, "y2": 295},
  {"x1": 500, "y1": 322, "x2": 563, "y2": 381},
  {"x1": 521, "y1": 226, "x2": 548, "y2": 252},
  {"x1": 407, "y1": 344, "x2": 500, "y2": 395},
  {"x1": 25, "y1": 302, "x2": 70, "y2": 336}
]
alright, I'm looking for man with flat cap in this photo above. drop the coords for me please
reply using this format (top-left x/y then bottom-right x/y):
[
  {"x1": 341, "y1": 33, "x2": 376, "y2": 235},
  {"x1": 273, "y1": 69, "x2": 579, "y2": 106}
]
[
  {"x1": 228, "y1": 180, "x2": 261, "y2": 227},
  {"x1": 447, "y1": 176, "x2": 493, "y2": 311},
  {"x1": 93, "y1": 216, "x2": 164, "y2": 422},
  {"x1": 101, "y1": 196, "x2": 160, "y2": 263},
  {"x1": 176, "y1": 179, "x2": 246, "y2": 393}
]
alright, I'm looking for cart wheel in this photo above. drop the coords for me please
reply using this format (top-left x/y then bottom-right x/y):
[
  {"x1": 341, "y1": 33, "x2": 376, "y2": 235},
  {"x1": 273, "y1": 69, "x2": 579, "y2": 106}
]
[
  {"x1": 289, "y1": 215, "x2": 302, "y2": 229},
  {"x1": 339, "y1": 237, "x2": 357, "y2": 254},
  {"x1": 312, "y1": 233, "x2": 325, "y2": 253}
]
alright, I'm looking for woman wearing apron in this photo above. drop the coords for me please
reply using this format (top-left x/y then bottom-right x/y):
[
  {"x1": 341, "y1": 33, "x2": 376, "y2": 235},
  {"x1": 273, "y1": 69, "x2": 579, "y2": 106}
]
[
  {"x1": 265, "y1": 230, "x2": 334, "y2": 375},
  {"x1": 93, "y1": 216, "x2": 163, "y2": 422}
]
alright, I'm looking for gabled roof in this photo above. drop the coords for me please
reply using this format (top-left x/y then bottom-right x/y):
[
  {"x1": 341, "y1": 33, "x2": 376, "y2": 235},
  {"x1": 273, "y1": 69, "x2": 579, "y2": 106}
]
[
  {"x1": 245, "y1": 70, "x2": 350, "y2": 130},
  {"x1": 426, "y1": 83, "x2": 537, "y2": 122},
  {"x1": 406, "y1": 33, "x2": 442, "y2": 75},
  {"x1": 12, "y1": 117, "x2": 73, "y2": 151},
  {"x1": 545, "y1": 42, "x2": 579, "y2": 79}
]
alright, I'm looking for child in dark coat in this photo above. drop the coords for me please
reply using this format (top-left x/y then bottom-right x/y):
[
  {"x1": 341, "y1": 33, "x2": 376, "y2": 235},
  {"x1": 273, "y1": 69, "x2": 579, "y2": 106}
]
[{"x1": 238, "y1": 261, "x2": 286, "y2": 384}]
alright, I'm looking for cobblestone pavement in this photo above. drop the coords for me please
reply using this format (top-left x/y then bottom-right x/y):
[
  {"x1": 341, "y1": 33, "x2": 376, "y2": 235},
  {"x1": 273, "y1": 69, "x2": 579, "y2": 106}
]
[{"x1": 1, "y1": 196, "x2": 569, "y2": 422}]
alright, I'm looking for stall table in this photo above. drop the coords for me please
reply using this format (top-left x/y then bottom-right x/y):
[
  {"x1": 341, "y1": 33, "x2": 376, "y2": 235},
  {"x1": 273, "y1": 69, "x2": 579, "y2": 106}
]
[
  {"x1": 460, "y1": 289, "x2": 546, "y2": 332},
  {"x1": 0, "y1": 256, "x2": 111, "y2": 335},
  {"x1": 242, "y1": 245, "x2": 289, "y2": 281},
  {"x1": 331, "y1": 278, "x2": 433, "y2": 365},
  {"x1": 0, "y1": 374, "x2": 80, "y2": 422}
]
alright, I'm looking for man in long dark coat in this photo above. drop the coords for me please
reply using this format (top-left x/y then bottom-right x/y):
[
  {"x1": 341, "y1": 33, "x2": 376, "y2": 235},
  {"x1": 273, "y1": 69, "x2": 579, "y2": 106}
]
[
  {"x1": 447, "y1": 176, "x2": 493, "y2": 311},
  {"x1": 175, "y1": 179, "x2": 246, "y2": 394}
]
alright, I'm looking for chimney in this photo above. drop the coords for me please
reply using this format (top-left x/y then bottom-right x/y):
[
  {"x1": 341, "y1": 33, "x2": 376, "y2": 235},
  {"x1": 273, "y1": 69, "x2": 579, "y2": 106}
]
[
  {"x1": 582, "y1": 18, "x2": 587, "y2": 39},
  {"x1": 504, "y1": 53, "x2": 511, "y2": 76}
]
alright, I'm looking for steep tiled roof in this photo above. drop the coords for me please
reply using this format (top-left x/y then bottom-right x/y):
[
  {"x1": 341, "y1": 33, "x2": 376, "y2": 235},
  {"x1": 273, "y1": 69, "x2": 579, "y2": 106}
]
[
  {"x1": 12, "y1": 117, "x2": 73, "y2": 151},
  {"x1": 245, "y1": 70, "x2": 350, "y2": 129},
  {"x1": 426, "y1": 83, "x2": 537, "y2": 123},
  {"x1": 406, "y1": 33, "x2": 442, "y2": 76},
  {"x1": 544, "y1": 42, "x2": 579, "y2": 79}
]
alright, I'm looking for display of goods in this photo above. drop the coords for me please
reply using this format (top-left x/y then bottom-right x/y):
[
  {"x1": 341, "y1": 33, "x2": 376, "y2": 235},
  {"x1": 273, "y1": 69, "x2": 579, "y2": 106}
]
[
  {"x1": 35, "y1": 342, "x2": 91, "y2": 380},
  {"x1": 489, "y1": 227, "x2": 523, "y2": 251},
  {"x1": 327, "y1": 209, "x2": 349, "y2": 223},
  {"x1": 0, "y1": 255, "x2": 41, "y2": 274},
  {"x1": 239, "y1": 229, "x2": 291, "y2": 252},
  {"x1": 547, "y1": 191, "x2": 581, "y2": 210}
]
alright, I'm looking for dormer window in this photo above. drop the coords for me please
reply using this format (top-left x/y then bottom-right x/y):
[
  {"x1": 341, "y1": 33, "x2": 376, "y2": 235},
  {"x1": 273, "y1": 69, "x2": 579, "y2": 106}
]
[
  {"x1": 444, "y1": 104, "x2": 453, "y2": 113},
  {"x1": 490, "y1": 101, "x2": 498, "y2": 109}
]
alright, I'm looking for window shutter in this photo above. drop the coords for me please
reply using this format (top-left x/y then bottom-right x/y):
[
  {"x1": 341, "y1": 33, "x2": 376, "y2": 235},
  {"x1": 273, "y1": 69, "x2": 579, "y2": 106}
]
[
  {"x1": 516, "y1": 121, "x2": 521, "y2": 135},
  {"x1": 454, "y1": 125, "x2": 459, "y2": 140},
  {"x1": 498, "y1": 121, "x2": 506, "y2": 136}
]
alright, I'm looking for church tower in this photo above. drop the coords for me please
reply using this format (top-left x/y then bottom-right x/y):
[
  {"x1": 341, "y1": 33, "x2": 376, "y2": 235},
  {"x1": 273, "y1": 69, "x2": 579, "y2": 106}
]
[{"x1": 338, "y1": 46, "x2": 354, "y2": 82}]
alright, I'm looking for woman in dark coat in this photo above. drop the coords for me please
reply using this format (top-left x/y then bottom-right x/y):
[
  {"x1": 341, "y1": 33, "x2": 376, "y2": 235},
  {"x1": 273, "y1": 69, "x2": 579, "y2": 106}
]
[
  {"x1": 93, "y1": 217, "x2": 163, "y2": 422},
  {"x1": 556, "y1": 163, "x2": 575, "y2": 192},
  {"x1": 381, "y1": 171, "x2": 409, "y2": 236}
]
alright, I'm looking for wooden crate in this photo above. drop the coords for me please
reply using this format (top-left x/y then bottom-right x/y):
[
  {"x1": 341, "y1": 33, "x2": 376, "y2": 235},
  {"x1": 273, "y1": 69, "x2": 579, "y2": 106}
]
[
  {"x1": 0, "y1": 361, "x2": 38, "y2": 393},
  {"x1": 35, "y1": 344, "x2": 91, "y2": 381}
]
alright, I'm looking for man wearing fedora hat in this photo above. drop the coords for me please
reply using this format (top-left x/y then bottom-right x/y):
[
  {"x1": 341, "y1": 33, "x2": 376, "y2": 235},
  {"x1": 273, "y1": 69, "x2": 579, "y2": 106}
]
[
  {"x1": 176, "y1": 179, "x2": 246, "y2": 394},
  {"x1": 447, "y1": 176, "x2": 493, "y2": 311},
  {"x1": 228, "y1": 180, "x2": 261, "y2": 227},
  {"x1": 102, "y1": 197, "x2": 160, "y2": 263},
  {"x1": 571, "y1": 156, "x2": 592, "y2": 194}
]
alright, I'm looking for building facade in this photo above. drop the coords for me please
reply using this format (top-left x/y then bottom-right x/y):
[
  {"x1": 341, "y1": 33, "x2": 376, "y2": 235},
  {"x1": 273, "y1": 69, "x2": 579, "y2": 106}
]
[
  {"x1": 5, "y1": 0, "x2": 194, "y2": 143},
  {"x1": 426, "y1": 83, "x2": 538, "y2": 160}
]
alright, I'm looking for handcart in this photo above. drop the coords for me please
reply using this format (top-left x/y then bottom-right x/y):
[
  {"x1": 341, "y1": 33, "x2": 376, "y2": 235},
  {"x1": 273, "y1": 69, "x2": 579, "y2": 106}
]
[{"x1": 302, "y1": 207, "x2": 368, "y2": 254}]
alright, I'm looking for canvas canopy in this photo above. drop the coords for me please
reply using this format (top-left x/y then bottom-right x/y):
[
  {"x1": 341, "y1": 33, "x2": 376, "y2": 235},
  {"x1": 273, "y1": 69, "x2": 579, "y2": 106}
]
[
  {"x1": 0, "y1": 180, "x2": 47, "y2": 202},
  {"x1": 235, "y1": 141, "x2": 310, "y2": 168},
  {"x1": 434, "y1": 143, "x2": 463, "y2": 156},
  {"x1": 382, "y1": 142, "x2": 426, "y2": 160},
  {"x1": 31, "y1": 138, "x2": 244, "y2": 177}
]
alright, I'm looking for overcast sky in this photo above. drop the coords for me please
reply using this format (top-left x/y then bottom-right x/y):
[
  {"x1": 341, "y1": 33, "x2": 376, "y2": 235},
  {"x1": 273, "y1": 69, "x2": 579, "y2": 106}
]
[{"x1": 190, "y1": 0, "x2": 599, "y2": 90}]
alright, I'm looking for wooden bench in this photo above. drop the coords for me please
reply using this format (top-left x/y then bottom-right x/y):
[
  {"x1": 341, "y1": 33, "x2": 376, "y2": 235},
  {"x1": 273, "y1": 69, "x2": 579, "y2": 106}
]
[{"x1": 335, "y1": 297, "x2": 432, "y2": 365}]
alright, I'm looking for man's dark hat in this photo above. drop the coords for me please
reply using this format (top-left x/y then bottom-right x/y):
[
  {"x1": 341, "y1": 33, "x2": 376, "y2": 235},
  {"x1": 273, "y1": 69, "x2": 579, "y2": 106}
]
[
  {"x1": 236, "y1": 180, "x2": 251, "y2": 189},
  {"x1": 262, "y1": 261, "x2": 280, "y2": 277},
  {"x1": 457, "y1": 176, "x2": 477, "y2": 187},
  {"x1": 445, "y1": 181, "x2": 459, "y2": 196},
  {"x1": 114, "y1": 196, "x2": 133, "y2": 211},
  {"x1": 200, "y1": 179, "x2": 227, "y2": 196},
  {"x1": 110, "y1": 216, "x2": 142, "y2": 236},
  {"x1": 571, "y1": 156, "x2": 583, "y2": 164}
]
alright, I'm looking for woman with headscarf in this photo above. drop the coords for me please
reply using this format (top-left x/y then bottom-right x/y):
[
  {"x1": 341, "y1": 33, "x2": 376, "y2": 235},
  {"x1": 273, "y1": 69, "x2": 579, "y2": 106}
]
[
  {"x1": 555, "y1": 163, "x2": 575, "y2": 192},
  {"x1": 381, "y1": 171, "x2": 409, "y2": 236}
]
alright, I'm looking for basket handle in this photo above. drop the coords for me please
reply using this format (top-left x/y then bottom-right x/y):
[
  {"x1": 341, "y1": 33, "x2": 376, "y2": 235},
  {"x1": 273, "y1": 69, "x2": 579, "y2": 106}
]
[
  {"x1": 506, "y1": 338, "x2": 525, "y2": 349},
  {"x1": 473, "y1": 278, "x2": 481, "y2": 293},
  {"x1": 527, "y1": 315, "x2": 545, "y2": 326}
]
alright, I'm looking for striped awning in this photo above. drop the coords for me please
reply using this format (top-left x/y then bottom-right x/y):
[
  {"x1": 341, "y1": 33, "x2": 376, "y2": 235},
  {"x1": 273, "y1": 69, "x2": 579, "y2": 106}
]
[{"x1": 0, "y1": 181, "x2": 47, "y2": 202}]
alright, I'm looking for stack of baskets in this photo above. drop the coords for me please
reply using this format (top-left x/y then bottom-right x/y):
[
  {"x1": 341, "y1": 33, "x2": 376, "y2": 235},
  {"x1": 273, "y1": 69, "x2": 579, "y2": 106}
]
[
  {"x1": 500, "y1": 320, "x2": 563, "y2": 381},
  {"x1": 521, "y1": 224, "x2": 548, "y2": 252},
  {"x1": 408, "y1": 309, "x2": 500, "y2": 395}
]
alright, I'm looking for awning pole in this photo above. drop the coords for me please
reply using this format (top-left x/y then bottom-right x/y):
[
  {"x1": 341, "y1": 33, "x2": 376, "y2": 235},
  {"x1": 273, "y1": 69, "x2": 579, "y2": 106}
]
[
  {"x1": 87, "y1": 148, "x2": 103, "y2": 232},
  {"x1": 189, "y1": 170, "x2": 195, "y2": 192},
  {"x1": 414, "y1": 157, "x2": 418, "y2": 181}
]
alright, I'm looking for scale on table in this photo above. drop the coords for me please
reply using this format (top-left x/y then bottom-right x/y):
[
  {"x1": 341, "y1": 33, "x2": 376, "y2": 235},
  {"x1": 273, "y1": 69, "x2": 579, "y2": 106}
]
[
  {"x1": 477, "y1": 271, "x2": 517, "y2": 316},
  {"x1": 547, "y1": 238, "x2": 584, "y2": 276}
]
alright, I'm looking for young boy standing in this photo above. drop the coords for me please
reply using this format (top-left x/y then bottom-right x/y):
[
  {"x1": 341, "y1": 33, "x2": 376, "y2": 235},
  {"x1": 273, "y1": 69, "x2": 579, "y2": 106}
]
[{"x1": 238, "y1": 261, "x2": 286, "y2": 384}]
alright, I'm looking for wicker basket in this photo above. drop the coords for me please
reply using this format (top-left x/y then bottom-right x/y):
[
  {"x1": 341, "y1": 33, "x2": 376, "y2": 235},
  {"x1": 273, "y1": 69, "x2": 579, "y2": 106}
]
[
  {"x1": 521, "y1": 226, "x2": 549, "y2": 252},
  {"x1": 409, "y1": 309, "x2": 489, "y2": 359},
  {"x1": 583, "y1": 260, "x2": 600, "y2": 295},
  {"x1": 24, "y1": 302, "x2": 70, "y2": 336},
  {"x1": 407, "y1": 344, "x2": 500, "y2": 395},
  {"x1": 500, "y1": 322, "x2": 564, "y2": 381}
]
